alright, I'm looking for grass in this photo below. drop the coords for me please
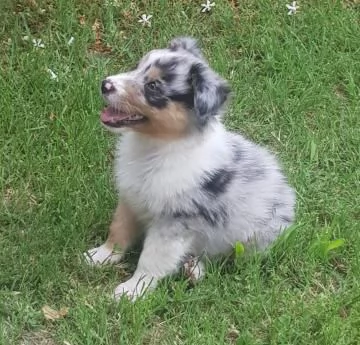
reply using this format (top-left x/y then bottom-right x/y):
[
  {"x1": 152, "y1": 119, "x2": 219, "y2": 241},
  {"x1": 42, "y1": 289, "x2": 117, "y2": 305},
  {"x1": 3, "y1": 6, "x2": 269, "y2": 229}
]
[{"x1": 1, "y1": 0, "x2": 360, "y2": 344}]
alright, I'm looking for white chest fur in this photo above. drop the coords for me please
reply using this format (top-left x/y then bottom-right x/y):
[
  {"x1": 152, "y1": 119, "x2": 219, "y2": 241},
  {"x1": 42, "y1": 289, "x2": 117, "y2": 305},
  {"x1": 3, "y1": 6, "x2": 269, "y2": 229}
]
[{"x1": 114, "y1": 126, "x2": 230, "y2": 219}]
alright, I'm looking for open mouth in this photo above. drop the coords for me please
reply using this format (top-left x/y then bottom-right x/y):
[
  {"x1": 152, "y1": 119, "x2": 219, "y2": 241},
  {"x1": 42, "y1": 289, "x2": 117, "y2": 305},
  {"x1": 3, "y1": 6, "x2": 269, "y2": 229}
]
[{"x1": 100, "y1": 106, "x2": 147, "y2": 128}]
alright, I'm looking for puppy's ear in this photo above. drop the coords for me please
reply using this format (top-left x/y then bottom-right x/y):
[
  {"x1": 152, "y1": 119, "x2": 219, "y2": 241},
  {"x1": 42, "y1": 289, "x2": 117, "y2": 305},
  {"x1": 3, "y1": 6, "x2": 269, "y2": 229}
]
[
  {"x1": 191, "y1": 63, "x2": 230, "y2": 125},
  {"x1": 168, "y1": 37, "x2": 204, "y2": 59}
]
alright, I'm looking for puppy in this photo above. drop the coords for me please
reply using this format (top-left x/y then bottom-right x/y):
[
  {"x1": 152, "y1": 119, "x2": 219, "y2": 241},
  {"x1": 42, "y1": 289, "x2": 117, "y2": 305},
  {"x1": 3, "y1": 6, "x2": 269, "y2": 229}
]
[{"x1": 85, "y1": 37, "x2": 296, "y2": 301}]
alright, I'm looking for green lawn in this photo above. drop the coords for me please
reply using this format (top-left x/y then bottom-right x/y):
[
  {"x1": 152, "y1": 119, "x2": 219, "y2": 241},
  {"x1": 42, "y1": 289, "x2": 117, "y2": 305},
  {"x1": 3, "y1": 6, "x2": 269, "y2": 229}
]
[{"x1": 1, "y1": 0, "x2": 360, "y2": 344}]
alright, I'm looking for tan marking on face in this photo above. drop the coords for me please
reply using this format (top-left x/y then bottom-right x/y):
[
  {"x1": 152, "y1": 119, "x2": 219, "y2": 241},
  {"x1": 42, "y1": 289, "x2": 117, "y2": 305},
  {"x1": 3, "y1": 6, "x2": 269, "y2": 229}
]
[
  {"x1": 123, "y1": 83, "x2": 142, "y2": 103},
  {"x1": 146, "y1": 66, "x2": 162, "y2": 81},
  {"x1": 108, "y1": 80, "x2": 190, "y2": 139},
  {"x1": 134, "y1": 102, "x2": 190, "y2": 139}
]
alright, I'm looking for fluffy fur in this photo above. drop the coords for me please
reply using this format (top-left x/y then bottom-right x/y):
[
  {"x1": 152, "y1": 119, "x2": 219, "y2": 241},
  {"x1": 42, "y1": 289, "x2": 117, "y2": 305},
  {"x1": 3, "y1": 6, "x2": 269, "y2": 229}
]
[{"x1": 85, "y1": 37, "x2": 296, "y2": 301}]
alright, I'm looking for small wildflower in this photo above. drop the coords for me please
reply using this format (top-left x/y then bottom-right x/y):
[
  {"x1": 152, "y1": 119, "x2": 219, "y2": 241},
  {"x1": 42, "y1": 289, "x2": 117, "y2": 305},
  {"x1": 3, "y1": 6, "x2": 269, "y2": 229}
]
[
  {"x1": 286, "y1": 1, "x2": 299, "y2": 15},
  {"x1": 67, "y1": 36, "x2": 75, "y2": 45},
  {"x1": 47, "y1": 68, "x2": 58, "y2": 81},
  {"x1": 201, "y1": 0, "x2": 215, "y2": 12},
  {"x1": 138, "y1": 14, "x2": 152, "y2": 27},
  {"x1": 105, "y1": 0, "x2": 121, "y2": 6},
  {"x1": 32, "y1": 38, "x2": 45, "y2": 48},
  {"x1": 22, "y1": 35, "x2": 29, "y2": 41}
]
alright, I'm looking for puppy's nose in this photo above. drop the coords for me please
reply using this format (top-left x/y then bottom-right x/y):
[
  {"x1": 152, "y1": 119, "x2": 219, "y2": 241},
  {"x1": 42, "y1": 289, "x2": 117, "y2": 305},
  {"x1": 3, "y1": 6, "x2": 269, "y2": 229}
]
[{"x1": 101, "y1": 79, "x2": 115, "y2": 94}]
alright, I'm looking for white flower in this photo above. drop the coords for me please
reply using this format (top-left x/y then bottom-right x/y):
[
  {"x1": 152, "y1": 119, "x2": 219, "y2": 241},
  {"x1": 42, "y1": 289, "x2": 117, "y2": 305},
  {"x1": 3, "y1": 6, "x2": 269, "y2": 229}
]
[
  {"x1": 201, "y1": 0, "x2": 215, "y2": 12},
  {"x1": 138, "y1": 14, "x2": 152, "y2": 27},
  {"x1": 286, "y1": 1, "x2": 299, "y2": 15},
  {"x1": 22, "y1": 35, "x2": 29, "y2": 41},
  {"x1": 47, "y1": 68, "x2": 58, "y2": 81},
  {"x1": 67, "y1": 36, "x2": 75, "y2": 45},
  {"x1": 32, "y1": 38, "x2": 45, "y2": 48},
  {"x1": 105, "y1": 0, "x2": 121, "y2": 6}
]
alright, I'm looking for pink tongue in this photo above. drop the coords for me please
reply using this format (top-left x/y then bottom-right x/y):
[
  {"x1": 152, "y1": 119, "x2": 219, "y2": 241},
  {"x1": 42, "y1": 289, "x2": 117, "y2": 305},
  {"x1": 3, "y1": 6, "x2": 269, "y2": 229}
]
[{"x1": 100, "y1": 107, "x2": 130, "y2": 123}]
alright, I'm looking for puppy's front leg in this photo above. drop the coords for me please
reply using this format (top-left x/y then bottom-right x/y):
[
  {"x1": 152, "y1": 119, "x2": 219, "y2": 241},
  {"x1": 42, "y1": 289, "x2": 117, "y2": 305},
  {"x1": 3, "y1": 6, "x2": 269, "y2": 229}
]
[
  {"x1": 85, "y1": 201, "x2": 137, "y2": 265},
  {"x1": 114, "y1": 221, "x2": 194, "y2": 301}
]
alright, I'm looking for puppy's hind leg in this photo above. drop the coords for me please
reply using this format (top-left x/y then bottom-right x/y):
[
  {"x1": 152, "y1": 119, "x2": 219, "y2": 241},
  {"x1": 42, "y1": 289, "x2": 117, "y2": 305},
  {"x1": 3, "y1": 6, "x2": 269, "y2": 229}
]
[
  {"x1": 114, "y1": 221, "x2": 196, "y2": 301},
  {"x1": 84, "y1": 202, "x2": 138, "y2": 266}
]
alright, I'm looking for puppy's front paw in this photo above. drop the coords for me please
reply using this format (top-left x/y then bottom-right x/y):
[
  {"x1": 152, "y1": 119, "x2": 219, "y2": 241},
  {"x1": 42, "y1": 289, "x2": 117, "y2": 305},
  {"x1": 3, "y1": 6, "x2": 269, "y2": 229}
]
[
  {"x1": 114, "y1": 276, "x2": 156, "y2": 302},
  {"x1": 183, "y1": 257, "x2": 205, "y2": 282},
  {"x1": 84, "y1": 244, "x2": 123, "y2": 266}
]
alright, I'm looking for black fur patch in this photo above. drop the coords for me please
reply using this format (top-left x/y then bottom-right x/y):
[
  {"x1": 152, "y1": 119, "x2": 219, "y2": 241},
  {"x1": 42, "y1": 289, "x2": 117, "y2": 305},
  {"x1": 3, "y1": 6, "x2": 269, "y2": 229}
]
[
  {"x1": 162, "y1": 73, "x2": 177, "y2": 83},
  {"x1": 144, "y1": 82, "x2": 168, "y2": 108},
  {"x1": 195, "y1": 98, "x2": 210, "y2": 120},
  {"x1": 232, "y1": 142, "x2": 243, "y2": 163},
  {"x1": 145, "y1": 92, "x2": 168, "y2": 108},
  {"x1": 173, "y1": 210, "x2": 191, "y2": 219},
  {"x1": 154, "y1": 59, "x2": 179, "y2": 82},
  {"x1": 172, "y1": 201, "x2": 228, "y2": 227},
  {"x1": 155, "y1": 59, "x2": 178, "y2": 71},
  {"x1": 168, "y1": 92, "x2": 194, "y2": 109},
  {"x1": 193, "y1": 200, "x2": 228, "y2": 226},
  {"x1": 201, "y1": 168, "x2": 234, "y2": 195},
  {"x1": 190, "y1": 63, "x2": 207, "y2": 93},
  {"x1": 190, "y1": 63, "x2": 230, "y2": 125}
]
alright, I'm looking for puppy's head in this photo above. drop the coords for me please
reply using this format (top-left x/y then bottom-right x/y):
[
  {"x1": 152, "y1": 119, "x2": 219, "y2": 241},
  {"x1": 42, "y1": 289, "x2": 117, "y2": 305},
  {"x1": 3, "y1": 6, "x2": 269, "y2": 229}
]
[{"x1": 100, "y1": 37, "x2": 230, "y2": 139}]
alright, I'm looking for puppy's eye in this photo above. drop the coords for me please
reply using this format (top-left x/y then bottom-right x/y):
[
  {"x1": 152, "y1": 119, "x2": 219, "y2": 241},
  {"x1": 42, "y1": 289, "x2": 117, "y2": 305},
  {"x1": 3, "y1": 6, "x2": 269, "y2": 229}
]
[{"x1": 146, "y1": 81, "x2": 158, "y2": 91}]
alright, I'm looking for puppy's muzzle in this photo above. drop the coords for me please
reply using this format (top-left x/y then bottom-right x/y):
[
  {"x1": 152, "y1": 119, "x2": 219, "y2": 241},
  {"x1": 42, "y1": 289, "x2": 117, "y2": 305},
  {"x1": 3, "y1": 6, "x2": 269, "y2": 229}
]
[{"x1": 101, "y1": 79, "x2": 115, "y2": 95}]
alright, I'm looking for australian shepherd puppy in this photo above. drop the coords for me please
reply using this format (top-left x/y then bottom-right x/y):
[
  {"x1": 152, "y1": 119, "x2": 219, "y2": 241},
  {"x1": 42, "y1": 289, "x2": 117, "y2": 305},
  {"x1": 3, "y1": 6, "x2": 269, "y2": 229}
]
[{"x1": 85, "y1": 37, "x2": 296, "y2": 301}]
